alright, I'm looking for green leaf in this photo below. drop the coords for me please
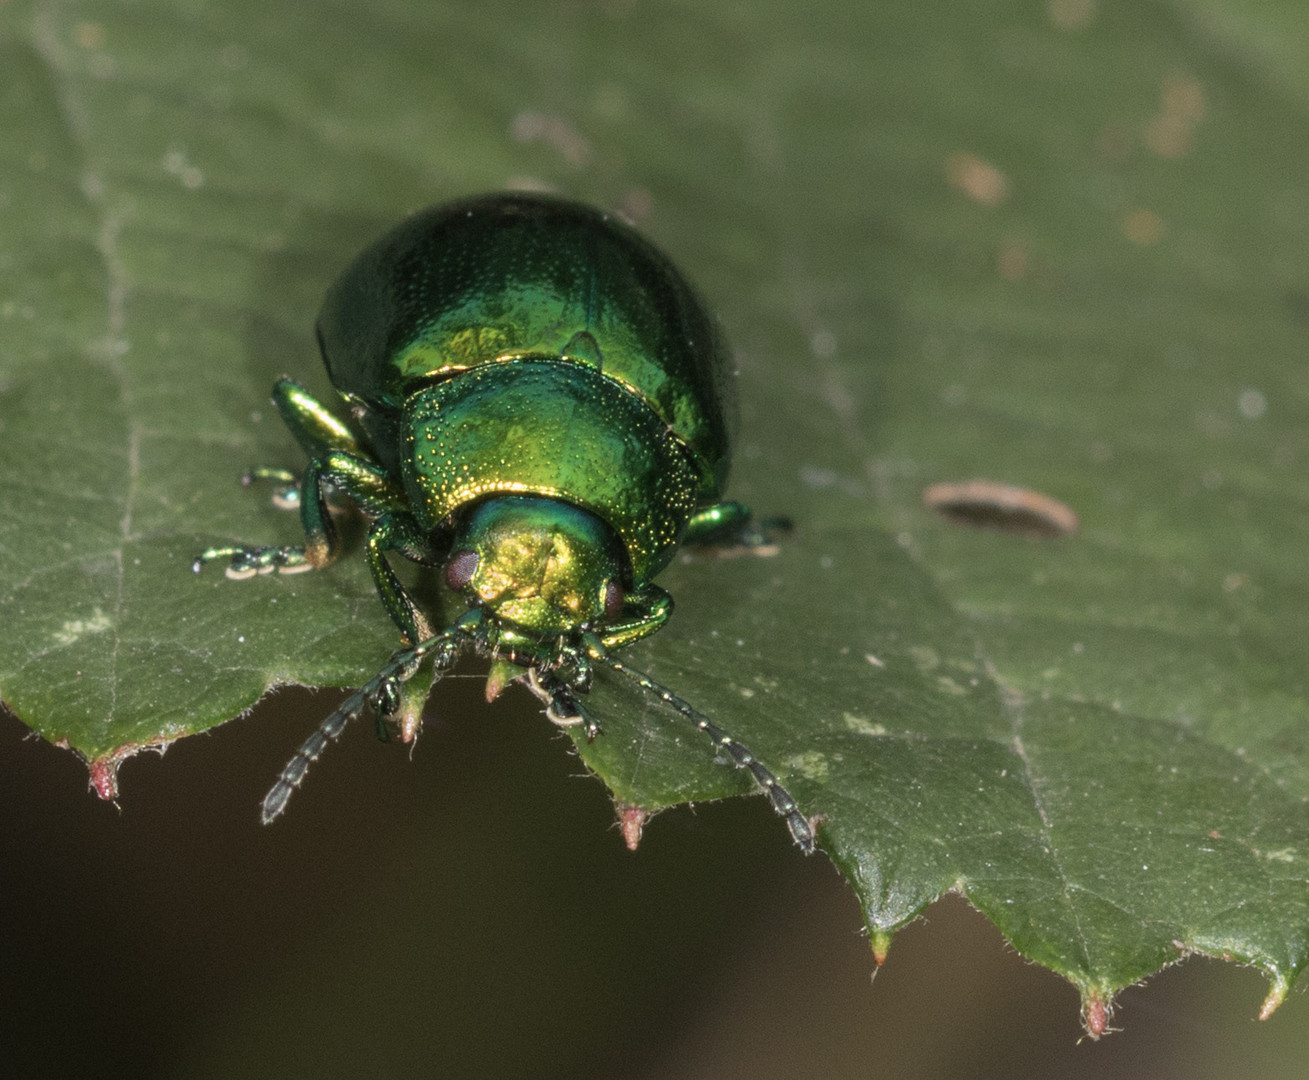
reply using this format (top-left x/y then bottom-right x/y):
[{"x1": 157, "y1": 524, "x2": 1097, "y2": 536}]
[{"x1": 3, "y1": 0, "x2": 1308, "y2": 1029}]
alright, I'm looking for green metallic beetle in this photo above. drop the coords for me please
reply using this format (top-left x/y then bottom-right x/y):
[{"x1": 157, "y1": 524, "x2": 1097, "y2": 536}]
[{"x1": 195, "y1": 191, "x2": 813, "y2": 851}]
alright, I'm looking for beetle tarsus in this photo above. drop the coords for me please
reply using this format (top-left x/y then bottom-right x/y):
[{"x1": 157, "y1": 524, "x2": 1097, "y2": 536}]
[
  {"x1": 527, "y1": 668, "x2": 602, "y2": 740},
  {"x1": 192, "y1": 543, "x2": 313, "y2": 580}
]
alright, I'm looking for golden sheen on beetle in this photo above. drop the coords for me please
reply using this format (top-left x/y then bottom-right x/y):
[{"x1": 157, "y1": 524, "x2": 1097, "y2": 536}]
[{"x1": 195, "y1": 191, "x2": 814, "y2": 853}]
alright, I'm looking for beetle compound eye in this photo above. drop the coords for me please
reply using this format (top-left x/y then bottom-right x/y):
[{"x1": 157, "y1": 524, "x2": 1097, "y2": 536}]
[
  {"x1": 603, "y1": 580, "x2": 625, "y2": 617},
  {"x1": 446, "y1": 549, "x2": 479, "y2": 590}
]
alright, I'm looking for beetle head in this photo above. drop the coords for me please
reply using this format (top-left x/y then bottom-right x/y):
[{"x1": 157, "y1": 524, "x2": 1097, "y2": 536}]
[{"x1": 444, "y1": 496, "x2": 627, "y2": 635}]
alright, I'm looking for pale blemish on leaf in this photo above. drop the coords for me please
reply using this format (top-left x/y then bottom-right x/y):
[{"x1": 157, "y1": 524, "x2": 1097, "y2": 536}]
[
  {"x1": 52, "y1": 608, "x2": 113, "y2": 646},
  {"x1": 908, "y1": 644, "x2": 940, "y2": 672},
  {"x1": 844, "y1": 712, "x2": 887, "y2": 737},
  {"x1": 786, "y1": 749, "x2": 830, "y2": 782},
  {"x1": 1237, "y1": 389, "x2": 1267, "y2": 420},
  {"x1": 161, "y1": 147, "x2": 205, "y2": 190},
  {"x1": 946, "y1": 151, "x2": 1010, "y2": 207},
  {"x1": 936, "y1": 675, "x2": 970, "y2": 696}
]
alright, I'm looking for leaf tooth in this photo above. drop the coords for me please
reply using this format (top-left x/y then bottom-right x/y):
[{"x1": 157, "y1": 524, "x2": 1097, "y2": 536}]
[
  {"x1": 1258, "y1": 972, "x2": 1290, "y2": 1021},
  {"x1": 869, "y1": 928, "x2": 894, "y2": 967},
  {"x1": 1080, "y1": 991, "x2": 1114, "y2": 1039},
  {"x1": 615, "y1": 803, "x2": 650, "y2": 851}
]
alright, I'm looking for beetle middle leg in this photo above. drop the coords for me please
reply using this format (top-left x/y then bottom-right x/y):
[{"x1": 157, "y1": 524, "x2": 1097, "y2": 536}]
[
  {"x1": 194, "y1": 448, "x2": 419, "y2": 589},
  {"x1": 681, "y1": 501, "x2": 793, "y2": 553},
  {"x1": 195, "y1": 377, "x2": 386, "y2": 577},
  {"x1": 240, "y1": 467, "x2": 302, "y2": 510}
]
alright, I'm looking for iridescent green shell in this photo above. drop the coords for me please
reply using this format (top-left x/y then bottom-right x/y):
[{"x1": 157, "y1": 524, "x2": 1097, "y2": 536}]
[{"x1": 316, "y1": 192, "x2": 735, "y2": 503}]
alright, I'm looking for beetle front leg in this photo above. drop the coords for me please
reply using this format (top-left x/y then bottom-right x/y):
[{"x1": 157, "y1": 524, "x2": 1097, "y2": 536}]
[
  {"x1": 596, "y1": 585, "x2": 673, "y2": 651},
  {"x1": 364, "y1": 512, "x2": 438, "y2": 644},
  {"x1": 524, "y1": 668, "x2": 602, "y2": 740}
]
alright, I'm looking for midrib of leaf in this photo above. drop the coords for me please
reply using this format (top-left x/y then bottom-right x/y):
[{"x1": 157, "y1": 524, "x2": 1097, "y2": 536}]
[{"x1": 1006, "y1": 716, "x2": 1101, "y2": 990}]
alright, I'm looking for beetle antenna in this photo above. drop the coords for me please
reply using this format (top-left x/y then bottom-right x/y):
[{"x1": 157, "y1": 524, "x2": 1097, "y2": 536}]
[
  {"x1": 260, "y1": 627, "x2": 467, "y2": 823},
  {"x1": 593, "y1": 651, "x2": 815, "y2": 854}
]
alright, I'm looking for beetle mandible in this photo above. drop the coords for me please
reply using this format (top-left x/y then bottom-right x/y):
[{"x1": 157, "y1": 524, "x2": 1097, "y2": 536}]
[{"x1": 195, "y1": 191, "x2": 813, "y2": 852}]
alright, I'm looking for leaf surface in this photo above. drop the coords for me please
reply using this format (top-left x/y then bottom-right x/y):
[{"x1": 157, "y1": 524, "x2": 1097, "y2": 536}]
[{"x1": 2, "y1": 0, "x2": 1307, "y2": 1024}]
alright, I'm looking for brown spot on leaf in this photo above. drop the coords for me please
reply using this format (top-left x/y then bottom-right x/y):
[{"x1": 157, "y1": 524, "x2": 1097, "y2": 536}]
[
  {"x1": 923, "y1": 480, "x2": 1079, "y2": 538},
  {"x1": 997, "y1": 240, "x2": 1029, "y2": 281},
  {"x1": 1145, "y1": 72, "x2": 1206, "y2": 159},
  {"x1": 947, "y1": 152, "x2": 1010, "y2": 207},
  {"x1": 1048, "y1": 0, "x2": 1096, "y2": 31},
  {"x1": 1122, "y1": 208, "x2": 1164, "y2": 245}
]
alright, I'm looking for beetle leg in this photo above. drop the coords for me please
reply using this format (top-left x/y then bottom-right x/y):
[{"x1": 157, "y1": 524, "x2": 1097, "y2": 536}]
[
  {"x1": 193, "y1": 449, "x2": 411, "y2": 588},
  {"x1": 271, "y1": 377, "x2": 363, "y2": 459},
  {"x1": 595, "y1": 584, "x2": 673, "y2": 651},
  {"x1": 524, "y1": 668, "x2": 602, "y2": 740},
  {"x1": 304, "y1": 456, "x2": 439, "y2": 641},
  {"x1": 681, "y1": 500, "x2": 793, "y2": 552},
  {"x1": 364, "y1": 512, "x2": 438, "y2": 644},
  {"x1": 241, "y1": 467, "x2": 301, "y2": 510},
  {"x1": 191, "y1": 542, "x2": 313, "y2": 578},
  {"x1": 193, "y1": 378, "x2": 390, "y2": 580},
  {"x1": 293, "y1": 451, "x2": 404, "y2": 568},
  {"x1": 191, "y1": 472, "x2": 305, "y2": 576},
  {"x1": 585, "y1": 641, "x2": 816, "y2": 854}
]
